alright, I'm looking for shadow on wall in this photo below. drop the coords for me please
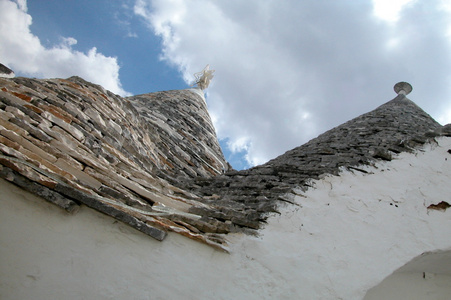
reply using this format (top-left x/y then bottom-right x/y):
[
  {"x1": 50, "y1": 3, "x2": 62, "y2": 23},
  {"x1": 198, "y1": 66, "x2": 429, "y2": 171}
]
[{"x1": 364, "y1": 250, "x2": 451, "y2": 299}]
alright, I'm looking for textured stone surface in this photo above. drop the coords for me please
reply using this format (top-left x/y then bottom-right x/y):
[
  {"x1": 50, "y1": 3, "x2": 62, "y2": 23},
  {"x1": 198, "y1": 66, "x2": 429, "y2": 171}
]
[
  {"x1": 0, "y1": 76, "x2": 230, "y2": 250},
  {"x1": 0, "y1": 75, "x2": 448, "y2": 250},
  {"x1": 128, "y1": 89, "x2": 230, "y2": 180},
  {"x1": 183, "y1": 95, "x2": 444, "y2": 227}
]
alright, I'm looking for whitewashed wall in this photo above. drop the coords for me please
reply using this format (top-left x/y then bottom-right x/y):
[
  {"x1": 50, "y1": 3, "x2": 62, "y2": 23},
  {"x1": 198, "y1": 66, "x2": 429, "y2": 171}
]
[
  {"x1": 365, "y1": 272, "x2": 451, "y2": 299},
  {"x1": 1, "y1": 137, "x2": 450, "y2": 300}
]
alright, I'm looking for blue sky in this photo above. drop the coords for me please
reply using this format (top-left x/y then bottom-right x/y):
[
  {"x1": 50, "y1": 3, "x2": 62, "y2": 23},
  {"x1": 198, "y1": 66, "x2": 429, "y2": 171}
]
[
  {"x1": 1, "y1": 0, "x2": 451, "y2": 170},
  {"x1": 26, "y1": 0, "x2": 187, "y2": 94}
]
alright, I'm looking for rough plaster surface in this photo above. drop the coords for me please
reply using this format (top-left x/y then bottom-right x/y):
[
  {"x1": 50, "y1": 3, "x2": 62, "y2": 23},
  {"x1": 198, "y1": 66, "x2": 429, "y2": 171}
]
[
  {"x1": 0, "y1": 180, "x2": 232, "y2": 300},
  {"x1": 1, "y1": 137, "x2": 451, "y2": 300},
  {"x1": 364, "y1": 272, "x2": 451, "y2": 299},
  {"x1": 238, "y1": 136, "x2": 451, "y2": 299}
]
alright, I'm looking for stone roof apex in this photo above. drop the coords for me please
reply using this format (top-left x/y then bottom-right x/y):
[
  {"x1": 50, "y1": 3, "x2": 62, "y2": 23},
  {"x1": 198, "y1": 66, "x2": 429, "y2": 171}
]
[{"x1": 394, "y1": 81, "x2": 413, "y2": 95}]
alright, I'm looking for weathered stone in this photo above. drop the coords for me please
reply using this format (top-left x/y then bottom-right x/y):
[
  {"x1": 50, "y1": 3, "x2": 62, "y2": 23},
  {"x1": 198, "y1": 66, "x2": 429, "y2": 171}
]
[
  {"x1": 42, "y1": 111, "x2": 84, "y2": 142},
  {"x1": 64, "y1": 101, "x2": 89, "y2": 122},
  {"x1": 9, "y1": 117, "x2": 53, "y2": 143},
  {"x1": 0, "y1": 155, "x2": 58, "y2": 189},
  {"x1": 0, "y1": 109, "x2": 14, "y2": 121},
  {"x1": 372, "y1": 149, "x2": 393, "y2": 161},
  {"x1": 52, "y1": 180, "x2": 167, "y2": 241},
  {"x1": 0, "y1": 116, "x2": 29, "y2": 137},
  {"x1": 0, "y1": 125, "x2": 57, "y2": 163},
  {"x1": 0, "y1": 76, "x2": 444, "y2": 248},
  {"x1": 0, "y1": 89, "x2": 31, "y2": 108},
  {"x1": 0, "y1": 165, "x2": 79, "y2": 213},
  {"x1": 182, "y1": 95, "x2": 442, "y2": 229},
  {"x1": 54, "y1": 158, "x2": 102, "y2": 190},
  {"x1": 84, "y1": 107, "x2": 107, "y2": 128}
]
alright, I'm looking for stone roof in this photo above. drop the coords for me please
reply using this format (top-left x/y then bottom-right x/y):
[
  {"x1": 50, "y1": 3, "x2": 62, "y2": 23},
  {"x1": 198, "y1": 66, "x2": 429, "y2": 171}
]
[
  {"x1": 0, "y1": 76, "x2": 230, "y2": 250},
  {"x1": 1, "y1": 76, "x2": 449, "y2": 251},
  {"x1": 182, "y1": 93, "x2": 449, "y2": 229}
]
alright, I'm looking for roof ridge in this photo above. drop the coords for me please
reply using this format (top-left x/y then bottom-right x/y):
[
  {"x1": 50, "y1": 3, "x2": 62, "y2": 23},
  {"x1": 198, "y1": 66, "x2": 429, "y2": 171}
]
[{"x1": 187, "y1": 86, "x2": 444, "y2": 230}]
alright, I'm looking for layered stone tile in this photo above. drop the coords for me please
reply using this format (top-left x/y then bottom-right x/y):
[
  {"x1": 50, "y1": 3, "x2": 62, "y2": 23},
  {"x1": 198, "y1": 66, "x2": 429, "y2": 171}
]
[
  {"x1": 1, "y1": 76, "x2": 449, "y2": 251},
  {"x1": 0, "y1": 76, "x2": 231, "y2": 250}
]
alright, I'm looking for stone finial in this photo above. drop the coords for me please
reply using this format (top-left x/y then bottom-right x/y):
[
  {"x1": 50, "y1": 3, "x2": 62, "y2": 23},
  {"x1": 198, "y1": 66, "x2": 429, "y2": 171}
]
[
  {"x1": 394, "y1": 82, "x2": 412, "y2": 95},
  {"x1": 193, "y1": 64, "x2": 215, "y2": 90}
]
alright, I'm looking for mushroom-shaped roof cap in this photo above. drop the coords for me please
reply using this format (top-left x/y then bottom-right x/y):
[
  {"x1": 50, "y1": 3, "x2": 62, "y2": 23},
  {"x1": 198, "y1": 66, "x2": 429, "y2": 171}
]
[{"x1": 394, "y1": 82, "x2": 412, "y2": 95}]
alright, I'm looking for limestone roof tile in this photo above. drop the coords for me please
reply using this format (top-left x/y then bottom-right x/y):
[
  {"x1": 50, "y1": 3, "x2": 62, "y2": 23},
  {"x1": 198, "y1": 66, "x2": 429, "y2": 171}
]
[{"x1": 0, "y1": 77, "x2": 448, "y2": 251}]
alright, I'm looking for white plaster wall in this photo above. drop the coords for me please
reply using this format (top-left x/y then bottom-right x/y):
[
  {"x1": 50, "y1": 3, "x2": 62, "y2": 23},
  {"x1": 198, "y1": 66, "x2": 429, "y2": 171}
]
[
  {"x1": 364, "y1": 272, "x2": 451, "y2": 300},
  {"x1": 0, "y1": 180, "x2": 242, "y2": 300},
  {"x1": 1, "y1": 137, "x2": 451, "y2": 300},
  {"x1": 364, "y1": 249, "x2": 451, "y2": 298},
  {"x1": 244, "y1": 136, "x2": 451, "y2": 299}
]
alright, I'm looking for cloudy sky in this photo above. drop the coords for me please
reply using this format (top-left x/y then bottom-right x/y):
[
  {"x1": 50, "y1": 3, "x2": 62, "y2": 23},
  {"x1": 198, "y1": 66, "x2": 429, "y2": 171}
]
[{"x1": 1, "y1": 0, "x2": 450, "y2": 169}]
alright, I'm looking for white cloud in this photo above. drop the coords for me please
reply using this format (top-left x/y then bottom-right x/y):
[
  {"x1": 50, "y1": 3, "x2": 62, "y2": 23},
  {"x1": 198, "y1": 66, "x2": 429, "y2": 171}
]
[
  {"x1": 438, "y1": 109, "x2": 451, "y2": 125},
  {"x1": 135, "y1": 0, "x2": 451, "y2": 167},
  {"x1": 372, "y1": 0, "x2": 415, "y2": 22},
  {"x1": 0, "y1": 0, "x2": 130, "y2": 96},
  {"x1": 13, "y1": 0, "x2": 25, "y2": 11}
]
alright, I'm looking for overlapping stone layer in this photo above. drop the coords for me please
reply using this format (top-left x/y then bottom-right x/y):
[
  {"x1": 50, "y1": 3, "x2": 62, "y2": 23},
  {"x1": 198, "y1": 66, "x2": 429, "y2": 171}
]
[
  {"x1": 1, "y1": 75, "x2": 449, "y2": 251},
  {"x1": 185, "y1": 96, "x2": 449, "y2": 228},
  {"x1": 0, "y1": 76, "x2": 232, "y2": 250}
]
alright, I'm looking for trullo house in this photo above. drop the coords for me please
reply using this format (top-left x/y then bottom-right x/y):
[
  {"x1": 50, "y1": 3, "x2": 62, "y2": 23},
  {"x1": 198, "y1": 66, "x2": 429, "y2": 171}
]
[{"x1": 0, "y1": 76, "x2": 450, "y2": 299}]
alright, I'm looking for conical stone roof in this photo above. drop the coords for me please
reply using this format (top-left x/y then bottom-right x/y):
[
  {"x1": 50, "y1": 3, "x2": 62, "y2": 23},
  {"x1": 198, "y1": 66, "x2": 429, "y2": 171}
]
[
  {"x1": 265, "y1": 93, "x2": 441, "y2": 178},
  {"x1": 187, "y1": 91, "x2": 446, "y2": 229},
  {"x1": 0, "y1": 76, "x2": 232, "y2": 249},
  {"x1": 127, "y1": 89, "x2": 230, "y2": 181},
  {"x1": 1, "y1": 76, "x2": 449, "y2": 248}
]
